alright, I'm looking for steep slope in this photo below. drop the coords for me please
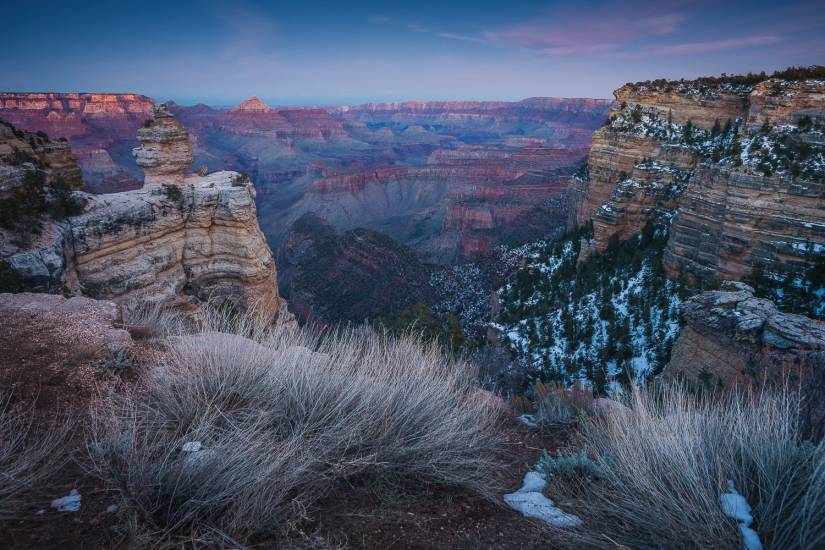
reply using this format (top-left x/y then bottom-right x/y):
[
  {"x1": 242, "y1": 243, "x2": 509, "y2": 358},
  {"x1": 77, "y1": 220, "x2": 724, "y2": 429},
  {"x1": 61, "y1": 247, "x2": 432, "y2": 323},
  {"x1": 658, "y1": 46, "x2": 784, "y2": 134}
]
[
  {"x1": 570, "y1": 68, "x2": 825, "y2": 292},
  {"x1": 492, "y1": 223, "x2": 682, "y2": 389},
  {"x1": 277, "y1": 213, "x2": 433, "y2": 324}
]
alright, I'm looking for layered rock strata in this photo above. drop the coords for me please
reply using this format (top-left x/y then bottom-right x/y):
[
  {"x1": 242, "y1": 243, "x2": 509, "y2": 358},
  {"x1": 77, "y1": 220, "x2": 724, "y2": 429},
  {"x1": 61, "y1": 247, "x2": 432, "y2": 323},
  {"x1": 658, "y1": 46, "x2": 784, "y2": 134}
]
[
  {"x1": 3, "y1": 108, "x2": 284, "y2": 322},
  {"x1": 664, "y1": 282, "x2": 825, "y2": 386},
  {"x1": 572, "y1": 76, "x2": 825, "y2": 279},
  {"x1": 133, "y1": 104, "x2": 193, "y2": 186}
]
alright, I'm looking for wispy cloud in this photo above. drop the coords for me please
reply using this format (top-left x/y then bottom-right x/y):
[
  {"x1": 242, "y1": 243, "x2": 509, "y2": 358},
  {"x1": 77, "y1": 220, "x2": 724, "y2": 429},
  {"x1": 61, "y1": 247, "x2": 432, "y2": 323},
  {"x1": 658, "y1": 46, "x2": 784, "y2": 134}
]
[
  {"x1": 407, "y1": 23, "x2": 428, "y2": 33},
  {"x1": 654, "y1": 35, "x2": 783, "y2": 55},
  {"x1": 437, "y1": 32, "x2": 489, "y2": 44},
  {"x1": 368, "y1": 14, "x2": 389, "y2": 25},
  {"x1": 485, "y1": 9, "x2": 687, "y2": 55}
]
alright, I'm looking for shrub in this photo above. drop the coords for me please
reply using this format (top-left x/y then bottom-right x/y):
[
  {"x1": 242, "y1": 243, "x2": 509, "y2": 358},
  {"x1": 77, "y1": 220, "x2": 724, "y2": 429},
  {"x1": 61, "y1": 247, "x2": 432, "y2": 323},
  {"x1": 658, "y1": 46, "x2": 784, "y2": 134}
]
[
  {"x1": 48, "y1": 176, "x2": 85, "y2": 218},
  {"x1": 0, "y1": 171, "x2": 47, "y2": 238},
  {"x1": 161, "y1": 184, "x2": 183, "y2": 205},
  {"x1": 533, "y1": 381, "x2": 594, "y2": 425},
  {"x1": 536, "y1": 449, "x2": 605, "y2": 486},
  {"x1": 0, "y1": 260, "x2": 23, "y2": 293},
  {"x1": 552, "y1": 384, "x2": 825, "y2": 549},
  {"x1": 0, "y1": 395, "x2": 71, "y2": 519},
  {"x1": 87, "y1": 311, "x2": 502, "y2": 541}
]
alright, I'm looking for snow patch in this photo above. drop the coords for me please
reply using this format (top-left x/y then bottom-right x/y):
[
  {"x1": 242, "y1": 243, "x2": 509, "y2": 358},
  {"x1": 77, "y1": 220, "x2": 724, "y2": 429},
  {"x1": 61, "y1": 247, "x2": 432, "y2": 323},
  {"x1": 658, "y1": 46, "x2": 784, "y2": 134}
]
[
  {"x1": 50, "y1": 489, "x2": 81, "y2": 512},
  {"x1": 504, "y1": 471, "x2": 581, "y2": 528}
]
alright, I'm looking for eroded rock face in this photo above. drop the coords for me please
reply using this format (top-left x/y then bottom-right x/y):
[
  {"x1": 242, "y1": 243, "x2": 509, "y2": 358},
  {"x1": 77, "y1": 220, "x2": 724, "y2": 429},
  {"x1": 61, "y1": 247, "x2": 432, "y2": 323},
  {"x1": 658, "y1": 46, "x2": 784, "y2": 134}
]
[
  {"x1": 663, "y1": 281, "x2": 825, "y2": 386},
  {"x1": 662, "y1": 164, "x2": 825, "y2": 281},
  {"x1": 0, "y1": 120, "x2": 83, "y2": 191},
  {"x1": 69, "y1": 170, "x2": 281, "y2": 321},
  {"x1": 573, "y1": 77, "x2": 825, "y2": 279},
  {"x1": 133, "y1": 104, "x2": 193, "y2": 186},
  {"x1": 2, "y1": 110, "x2": 284, "y2": 323}
]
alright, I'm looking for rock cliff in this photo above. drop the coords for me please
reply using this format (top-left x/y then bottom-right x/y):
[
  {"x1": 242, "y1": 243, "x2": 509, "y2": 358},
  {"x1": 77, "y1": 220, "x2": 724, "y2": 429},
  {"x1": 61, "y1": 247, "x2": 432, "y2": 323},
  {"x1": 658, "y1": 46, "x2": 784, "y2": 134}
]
[
  {"x1": 2, "y1": 108, "x2": 285, "y2": 323},
  {"x1": 664, "y1": 281, "x2": 825, "y2": 386},
  {"x1": 571, "y1": 72, "x2": 825, "y2": 281}
]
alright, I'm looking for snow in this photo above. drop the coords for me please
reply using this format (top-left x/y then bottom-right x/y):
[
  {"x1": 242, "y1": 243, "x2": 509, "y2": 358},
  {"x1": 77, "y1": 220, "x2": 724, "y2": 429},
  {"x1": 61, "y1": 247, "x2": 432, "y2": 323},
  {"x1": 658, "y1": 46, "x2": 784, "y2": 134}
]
[
  {"x1": 720, "y1": 480, "x2": 763, "y2": 550},
  {"x1": 504, "y1": 471, "x2": 582, "y2": 528},
  {"x1": 181, "y1": 441, "x2": 203, "y2": 452},
  {"x1": 50, "y1": 489, "x2": 81, "y2": 512}
]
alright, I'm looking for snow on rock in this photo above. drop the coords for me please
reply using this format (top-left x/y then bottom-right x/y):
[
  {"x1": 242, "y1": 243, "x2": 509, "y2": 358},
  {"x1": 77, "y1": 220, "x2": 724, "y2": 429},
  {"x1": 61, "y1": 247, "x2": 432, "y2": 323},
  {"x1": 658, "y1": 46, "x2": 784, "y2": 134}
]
[
  {"x1": 720, "y1": 480, "x2": 763, "y2": 550},
  {"x1": 50, "y1": 489, "x2": 81, "y2": 512},
  {"x1": 504, "y1": 471, "x2": 582, "y2": 528}
]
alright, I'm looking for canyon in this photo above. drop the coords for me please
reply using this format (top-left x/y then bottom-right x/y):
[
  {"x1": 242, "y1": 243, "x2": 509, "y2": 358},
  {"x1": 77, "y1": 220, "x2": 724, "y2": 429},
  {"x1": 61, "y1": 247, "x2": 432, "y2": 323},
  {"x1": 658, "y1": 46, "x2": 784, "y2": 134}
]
[{"x1": 0, "y1": 93, "x2": 611, "y2": 264}]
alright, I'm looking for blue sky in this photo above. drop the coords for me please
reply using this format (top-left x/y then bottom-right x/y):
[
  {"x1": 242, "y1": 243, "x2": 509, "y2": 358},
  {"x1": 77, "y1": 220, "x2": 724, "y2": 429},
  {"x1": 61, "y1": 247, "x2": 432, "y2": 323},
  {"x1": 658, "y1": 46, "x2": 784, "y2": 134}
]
[{"x1": 2, "y1": 0, "x2": 823, "y2": 105}]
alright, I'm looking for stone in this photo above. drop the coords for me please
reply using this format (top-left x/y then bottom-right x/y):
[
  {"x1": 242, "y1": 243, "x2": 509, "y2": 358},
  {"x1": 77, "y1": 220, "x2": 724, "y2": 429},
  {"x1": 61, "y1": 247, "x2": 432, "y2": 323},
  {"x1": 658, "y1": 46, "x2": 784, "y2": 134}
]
[
  {"x1": 132, "y1": 104, "x2": 193, "y2": 187},
  {"x1": 662, "y1": 283, "x2": 825, "y2": 386}
]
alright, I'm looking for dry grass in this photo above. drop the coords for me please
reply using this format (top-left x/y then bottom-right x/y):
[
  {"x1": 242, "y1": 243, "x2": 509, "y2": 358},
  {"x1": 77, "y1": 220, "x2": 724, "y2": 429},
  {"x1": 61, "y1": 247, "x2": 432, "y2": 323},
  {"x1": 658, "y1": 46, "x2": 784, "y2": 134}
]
[
  {"x1": 0, "y1": 395, "x2": 71, "y2": 519},
  {"x1": 534, "y1": 381, "x2": 595, "y2": 425},
  {"x1": 86, "y1": 310, "x2": 503, "y2": 542},
  {"x1": 552, "y1": 384, "x2": 825, "y2": 549}
]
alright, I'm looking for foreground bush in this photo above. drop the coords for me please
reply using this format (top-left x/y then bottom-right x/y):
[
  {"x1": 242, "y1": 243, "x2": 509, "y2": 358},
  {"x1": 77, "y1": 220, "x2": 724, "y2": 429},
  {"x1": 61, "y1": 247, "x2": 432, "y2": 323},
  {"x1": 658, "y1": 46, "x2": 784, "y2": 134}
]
[
  {"x1": 87, "y1": 316, "x2": 502, "y2": 540},
  {"x1": 0, "y1": 396, "x2": 70, "y2": 519},
  {"x1": 553, "y1": 385, "x2": 825, "y2": 549}
]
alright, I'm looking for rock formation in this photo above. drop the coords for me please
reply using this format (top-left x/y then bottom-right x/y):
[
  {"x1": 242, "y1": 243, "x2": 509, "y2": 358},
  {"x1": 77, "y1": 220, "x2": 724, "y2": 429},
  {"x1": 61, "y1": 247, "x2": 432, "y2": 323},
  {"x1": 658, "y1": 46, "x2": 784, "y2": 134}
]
[
  {"x1": 664, "y1": 281, "x2": 825, "y2": 387},
  {"x1": 571, "y1": 75, "x2": 825, "y2": 280},
  {"x1": 2, "y1": 108, "x2": 286, "y2": 323},
  {"x1": 0, "y1": 93, "x2": 153, "y2": 192},
  {"x1": 133, "y1": 104, "x2": 193, "y2": 186},
  {"x1": 232, "y1": 96, "x2": 273, "y2": 113},
  {"x1": 0, "y1": 119, "x2": 83, "y2": 191}
]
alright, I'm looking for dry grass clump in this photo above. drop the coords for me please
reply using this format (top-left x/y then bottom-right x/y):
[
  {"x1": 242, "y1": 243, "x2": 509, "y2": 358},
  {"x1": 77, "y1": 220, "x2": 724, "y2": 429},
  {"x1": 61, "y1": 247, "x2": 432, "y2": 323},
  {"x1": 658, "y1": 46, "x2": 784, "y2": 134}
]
[
  {"x1": 87, "y1": 312, "x2": 503, "y2": 541},
  {"x1": 534, "y1": 381, "x2": 595, "y2": 425},
  {"x1": 0, "y1": 396, "x2": 71, "y2": 519},
  {"x1": 553, "y1": 384, "x2": 825, "y2": 549}
]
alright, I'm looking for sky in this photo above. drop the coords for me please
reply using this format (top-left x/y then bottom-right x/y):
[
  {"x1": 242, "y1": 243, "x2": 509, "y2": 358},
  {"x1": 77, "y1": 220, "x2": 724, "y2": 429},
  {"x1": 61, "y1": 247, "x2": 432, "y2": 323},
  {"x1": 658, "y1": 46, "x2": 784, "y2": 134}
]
[{"x1": 1, "y1": 0, "x2": 823, "y2": 105}]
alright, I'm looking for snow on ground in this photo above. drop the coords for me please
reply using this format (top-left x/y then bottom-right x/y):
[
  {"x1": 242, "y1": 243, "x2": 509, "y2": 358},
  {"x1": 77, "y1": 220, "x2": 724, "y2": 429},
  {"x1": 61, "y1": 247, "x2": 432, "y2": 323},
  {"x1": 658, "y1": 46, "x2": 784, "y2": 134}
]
[{"x1": 504, "y1": 471, "x2": 581, "y2": 528}]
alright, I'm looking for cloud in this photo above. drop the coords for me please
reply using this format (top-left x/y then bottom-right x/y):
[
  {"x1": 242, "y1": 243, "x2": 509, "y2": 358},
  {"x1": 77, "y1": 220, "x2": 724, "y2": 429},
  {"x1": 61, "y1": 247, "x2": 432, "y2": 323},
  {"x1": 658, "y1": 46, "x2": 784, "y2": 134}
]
[
  {"x1": 368, "y1": 14, "x2": 389, "y2": 25},
  {"x1": 437, "y1": 32, "x2": 489, "y2": 44},
  {"x1": 484, "y1": 7, "x2": 687, "y2": 55},
  {"x1": 407, "y1": 23, "x2": 428, "y2": 33},
  {"x1": 653, "y1": 35, "x2": 783, "y2": 55}
]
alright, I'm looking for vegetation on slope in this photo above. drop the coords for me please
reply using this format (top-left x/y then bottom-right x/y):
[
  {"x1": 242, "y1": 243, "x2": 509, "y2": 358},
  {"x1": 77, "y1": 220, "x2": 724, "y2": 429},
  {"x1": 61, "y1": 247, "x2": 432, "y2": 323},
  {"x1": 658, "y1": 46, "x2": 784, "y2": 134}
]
[
  {"x1": 625, "y1": 65, "x2": 825, "y2": 94},
  {"x1": 88, "y1": 311, "x2": 502, "y2": 542},
  {"x1": 495, "y1": 222, "x2": 684, "y2": 392}
]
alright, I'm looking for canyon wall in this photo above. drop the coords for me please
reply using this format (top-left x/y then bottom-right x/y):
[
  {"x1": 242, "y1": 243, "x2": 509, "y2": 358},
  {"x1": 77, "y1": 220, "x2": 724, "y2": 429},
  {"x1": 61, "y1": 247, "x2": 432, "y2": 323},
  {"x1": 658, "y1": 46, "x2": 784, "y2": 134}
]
[
  {"x1": 2, "y1": 106, "x2": 285, "y2": 322},
  {"x1": 572, "y1": 77, "x2": 825, "y2": 280},
  {"x1": 664, "y1": 281, "x2": 825, "y2": 386}
]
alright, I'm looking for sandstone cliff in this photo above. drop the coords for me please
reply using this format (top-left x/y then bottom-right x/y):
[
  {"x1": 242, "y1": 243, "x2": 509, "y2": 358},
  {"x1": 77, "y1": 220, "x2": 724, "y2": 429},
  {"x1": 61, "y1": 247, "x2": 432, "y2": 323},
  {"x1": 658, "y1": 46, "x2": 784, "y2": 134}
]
[
  {"x1": 572, "y1": 73, "x2": 825, "y2": 281},
  {"x1": 664, "y1": 281, "x2": 825, "y2": 386},
  {"x1": 2, "y1": 106, "x2": 285, "y2": 323}
]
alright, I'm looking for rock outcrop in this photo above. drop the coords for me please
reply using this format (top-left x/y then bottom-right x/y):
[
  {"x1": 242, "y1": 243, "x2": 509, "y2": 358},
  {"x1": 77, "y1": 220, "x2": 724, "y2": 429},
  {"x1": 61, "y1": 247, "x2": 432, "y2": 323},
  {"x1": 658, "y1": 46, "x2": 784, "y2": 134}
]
[
  {"x1": 664, "y1": 281, "x2": 825, "y2": 386},
  {"x1": 572, "y1": 75, "x2": 825, "y2": 280},
  {"x1": 133, "y1": 104, "x2": 193, "y2": 186},
  {"x1": 0, "y1": 119, "x2": 83, "y2": 191},
  {"x1": 2, "y1": 108, "x2": 285, "y2": 323}
]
